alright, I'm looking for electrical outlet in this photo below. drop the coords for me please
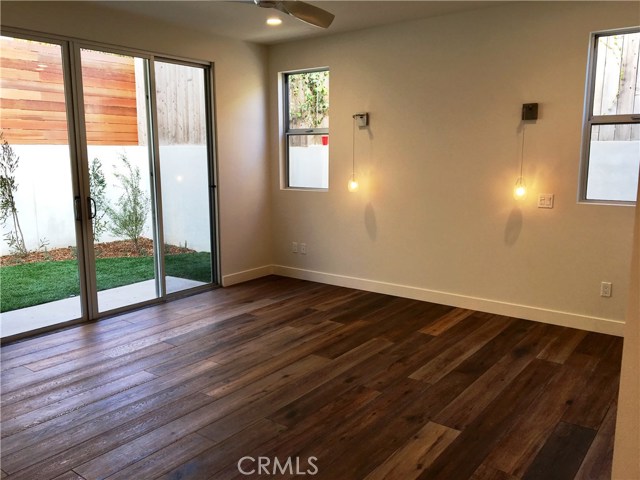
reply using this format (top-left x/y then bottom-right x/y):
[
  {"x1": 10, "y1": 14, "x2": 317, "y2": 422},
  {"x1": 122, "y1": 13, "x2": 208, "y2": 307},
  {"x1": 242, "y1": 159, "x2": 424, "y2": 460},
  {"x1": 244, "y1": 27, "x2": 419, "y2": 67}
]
[
  {"x1": 300, "y1": 243, "x2": 307, "y2": 255},
  {"x1": 292, "y1": 242, "x2": 298, "y2": 253},
  {"x1": 600, "y1": 281, "x2": 612, "y2": 297}
]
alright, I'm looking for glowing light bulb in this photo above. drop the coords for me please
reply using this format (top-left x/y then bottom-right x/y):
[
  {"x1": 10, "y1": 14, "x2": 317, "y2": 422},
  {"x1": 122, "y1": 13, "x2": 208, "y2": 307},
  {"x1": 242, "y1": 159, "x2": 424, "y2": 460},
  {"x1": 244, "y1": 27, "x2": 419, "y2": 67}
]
[
  {"x1": 513, "y1": 177, "x2": 527, "y2": 200},
  {"x1": 266, "y1": 17, "x2": 282, "y2": 26},
  {"x1": 348, "y1": 177, "x2": 359, "y2": 192}
]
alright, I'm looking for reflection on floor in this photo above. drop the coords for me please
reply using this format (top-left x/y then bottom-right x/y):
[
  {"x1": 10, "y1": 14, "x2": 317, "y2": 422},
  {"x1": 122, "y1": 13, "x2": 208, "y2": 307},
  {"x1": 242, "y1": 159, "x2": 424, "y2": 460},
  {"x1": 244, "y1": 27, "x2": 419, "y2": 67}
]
[{"x1": 0, "y1": 276, "x2": 205, "y2": 339}]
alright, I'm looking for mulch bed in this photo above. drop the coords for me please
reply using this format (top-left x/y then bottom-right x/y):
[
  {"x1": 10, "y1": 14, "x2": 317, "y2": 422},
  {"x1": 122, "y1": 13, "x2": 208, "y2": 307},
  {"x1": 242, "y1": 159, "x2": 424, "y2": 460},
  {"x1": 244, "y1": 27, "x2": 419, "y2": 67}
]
[{"x1": 0, "y1": 237, "x2": 195, "y2": 266}]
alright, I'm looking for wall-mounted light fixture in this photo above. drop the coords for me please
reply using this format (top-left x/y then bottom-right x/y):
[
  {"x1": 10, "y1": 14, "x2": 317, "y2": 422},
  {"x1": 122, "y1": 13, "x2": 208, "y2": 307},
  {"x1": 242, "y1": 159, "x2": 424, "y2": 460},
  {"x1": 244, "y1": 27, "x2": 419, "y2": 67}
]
[
  {"x1": 349, "y1": 113, "x2": 369, "y2": 192},
  {"x1": 514, "y1": 122, "x2": 527, "y2": 199},
  {"x1": 514, "y1": 103, "x2": 538, "y2": 200}
]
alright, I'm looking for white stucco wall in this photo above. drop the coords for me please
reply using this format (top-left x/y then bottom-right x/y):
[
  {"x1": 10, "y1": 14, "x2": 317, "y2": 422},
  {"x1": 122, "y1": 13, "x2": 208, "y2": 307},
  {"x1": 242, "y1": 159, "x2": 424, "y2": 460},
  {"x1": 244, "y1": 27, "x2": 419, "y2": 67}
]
[{"x1": 0, "y1": 145, "x2": 211, "y2": 255}]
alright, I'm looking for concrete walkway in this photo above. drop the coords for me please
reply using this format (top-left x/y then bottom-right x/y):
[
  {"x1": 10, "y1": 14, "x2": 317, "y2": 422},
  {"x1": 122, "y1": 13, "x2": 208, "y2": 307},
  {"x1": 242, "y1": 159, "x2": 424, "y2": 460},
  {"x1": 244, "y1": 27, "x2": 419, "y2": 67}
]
[{"x1": 0, "y1": 276, "x2": 205, "y2": 338}]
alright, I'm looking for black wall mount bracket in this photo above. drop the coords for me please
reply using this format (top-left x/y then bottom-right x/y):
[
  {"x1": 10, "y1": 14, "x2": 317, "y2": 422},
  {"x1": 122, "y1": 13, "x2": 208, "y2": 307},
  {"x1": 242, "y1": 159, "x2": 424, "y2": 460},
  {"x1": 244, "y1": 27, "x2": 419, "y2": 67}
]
[{"x1": 522, "y1": 103, "x2": 539, "y2": 120}]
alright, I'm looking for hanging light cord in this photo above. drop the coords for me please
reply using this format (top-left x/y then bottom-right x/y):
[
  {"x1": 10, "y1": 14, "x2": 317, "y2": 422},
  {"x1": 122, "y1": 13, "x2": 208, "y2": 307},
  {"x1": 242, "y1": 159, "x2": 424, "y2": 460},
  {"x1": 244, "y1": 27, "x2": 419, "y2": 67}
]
[
  {"x1": 352, "y1": 115, "x2": 356, "y2": 179},
  {"x1": 520, "y1": 123, "x2": 526, "y2": 178}
]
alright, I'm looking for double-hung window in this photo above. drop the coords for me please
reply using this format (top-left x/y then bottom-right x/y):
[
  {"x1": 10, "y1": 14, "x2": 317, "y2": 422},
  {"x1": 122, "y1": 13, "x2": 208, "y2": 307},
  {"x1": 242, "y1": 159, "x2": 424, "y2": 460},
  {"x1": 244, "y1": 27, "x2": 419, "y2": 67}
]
[
  {"x1": 580, "y1": 28, "x2": 640, "y2": 204},
  {"x1": 284, "y1": 69, "x2": 329, "y2": 189}
]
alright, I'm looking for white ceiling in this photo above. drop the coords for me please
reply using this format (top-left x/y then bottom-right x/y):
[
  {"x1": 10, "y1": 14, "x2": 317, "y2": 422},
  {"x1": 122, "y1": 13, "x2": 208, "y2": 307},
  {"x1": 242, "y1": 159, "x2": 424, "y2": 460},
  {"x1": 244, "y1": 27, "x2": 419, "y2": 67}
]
[{"x1": 96, "y1": 1, "x2": 505, "y2": 45}]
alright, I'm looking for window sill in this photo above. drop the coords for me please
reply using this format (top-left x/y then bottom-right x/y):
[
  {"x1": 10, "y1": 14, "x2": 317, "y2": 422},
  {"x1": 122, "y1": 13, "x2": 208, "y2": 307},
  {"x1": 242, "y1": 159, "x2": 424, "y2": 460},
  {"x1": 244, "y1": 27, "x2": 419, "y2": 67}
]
[
  {"x1": 577, "y1": 199, "x2": 636, "y2": 207},
  {"x1": 283, "y1": 187, "x2": 329, "y2": 192}
]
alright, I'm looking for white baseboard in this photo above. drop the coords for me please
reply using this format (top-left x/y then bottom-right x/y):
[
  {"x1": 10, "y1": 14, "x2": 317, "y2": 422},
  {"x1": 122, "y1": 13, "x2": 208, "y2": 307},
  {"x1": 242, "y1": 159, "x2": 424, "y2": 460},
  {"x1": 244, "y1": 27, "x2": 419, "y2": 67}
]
[
  {"x1": 222, "y1": 265, "x2": 274, "y2": 287},
  {"x1": 272, "y1": 265, "x2": 626, "y2": 337}
]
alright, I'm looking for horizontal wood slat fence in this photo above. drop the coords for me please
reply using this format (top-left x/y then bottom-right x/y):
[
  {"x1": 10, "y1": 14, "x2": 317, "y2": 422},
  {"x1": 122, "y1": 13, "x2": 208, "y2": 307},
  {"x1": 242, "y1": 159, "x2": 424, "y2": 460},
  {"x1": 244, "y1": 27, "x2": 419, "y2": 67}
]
[
  {"x1": 0, "y1": 39, "x2": 139, "y2": 146},
  {"x1": 1, "y1": 37, "x2": 207, "y2": 146}
]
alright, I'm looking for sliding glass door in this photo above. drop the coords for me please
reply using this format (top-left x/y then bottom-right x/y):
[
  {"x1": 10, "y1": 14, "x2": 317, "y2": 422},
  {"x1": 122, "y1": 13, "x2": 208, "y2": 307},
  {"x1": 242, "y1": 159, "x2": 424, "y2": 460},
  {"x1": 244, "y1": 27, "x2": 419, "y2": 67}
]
[
  {"x1": 155, "y1": 60, "x2": 213, "y2": 294},
  {"x1": 0, "y1": 35, "x2": 84, "y2": 337},
  {"x1": 0, "y1": 30, "x2": 217, "y2": 339},
  {"x1": 79, "y1": 48, "x2": 160, "y2": 313}
]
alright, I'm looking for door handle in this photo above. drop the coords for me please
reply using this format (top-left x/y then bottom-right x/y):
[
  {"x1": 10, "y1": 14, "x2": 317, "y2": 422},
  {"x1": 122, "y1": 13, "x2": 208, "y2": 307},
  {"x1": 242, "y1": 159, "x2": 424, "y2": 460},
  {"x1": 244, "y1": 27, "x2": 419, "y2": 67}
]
[
  {"x1": 87, "y1": 197, "x2": 97, "y2": 220},
  {"x1": 74, "y1": 196, "x2": 81, "y2": 221}
]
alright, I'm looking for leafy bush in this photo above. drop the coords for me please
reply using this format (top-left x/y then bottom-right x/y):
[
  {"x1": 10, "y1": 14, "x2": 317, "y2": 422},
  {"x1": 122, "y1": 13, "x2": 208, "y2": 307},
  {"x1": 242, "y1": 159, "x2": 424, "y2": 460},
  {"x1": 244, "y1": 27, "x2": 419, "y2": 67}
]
[
  {"x1": 89, "y1": 157, "x2": 109, "y2": 241},
  {"x1": 107, "y1": 154, "x2": 150, "y2": 253},
  {"x1": 0, "y1": 132, "x2": 26, "y2": 255},
  {"x1": 289, "y1": 71, "x2": 329, "y2": 129}
]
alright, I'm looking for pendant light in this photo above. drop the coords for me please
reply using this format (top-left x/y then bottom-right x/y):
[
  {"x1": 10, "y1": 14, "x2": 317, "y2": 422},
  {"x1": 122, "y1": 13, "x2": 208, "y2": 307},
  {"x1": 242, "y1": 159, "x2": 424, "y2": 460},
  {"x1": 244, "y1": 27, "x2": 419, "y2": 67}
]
[
  {"x1": 514, "y1": 123, "x2": 527, "y2": 200},
  {"x1": 514, "y1": 103, "x2": 537, "y2": 200},
  {"x1": 348, "y1": 113, "x2": 369, "y2": 192},
  {"x1": 348, "y1": 114, "x2": 359, "y2": 192}
]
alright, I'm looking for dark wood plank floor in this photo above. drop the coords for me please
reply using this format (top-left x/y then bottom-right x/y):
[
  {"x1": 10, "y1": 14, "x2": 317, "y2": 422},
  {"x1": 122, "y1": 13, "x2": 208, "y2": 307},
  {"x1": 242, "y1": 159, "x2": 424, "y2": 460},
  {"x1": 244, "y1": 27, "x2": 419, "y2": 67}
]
[{"x1": 0, "y1": 276, "x2": 623, "y2": 480}]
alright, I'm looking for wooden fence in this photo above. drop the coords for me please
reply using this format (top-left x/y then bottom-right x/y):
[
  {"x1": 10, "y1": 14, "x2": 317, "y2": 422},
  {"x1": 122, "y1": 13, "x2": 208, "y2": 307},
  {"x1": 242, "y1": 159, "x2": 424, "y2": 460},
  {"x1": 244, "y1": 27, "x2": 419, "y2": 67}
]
[
  {"x1": 81, "y1": 49, "x2": 139, "y2": 146},
  {"x1": 155, "y1": 62, "x2": 207, "y2": 145},
  {"x1": 0, "y1": 38, "x2": 139, "y2": 145},
  {"x1": 592, "y1": 32, "x2": 640, "y2": 141},
  {"x1": 0, "y1": 36, "x2": 206, "y2": 146}
]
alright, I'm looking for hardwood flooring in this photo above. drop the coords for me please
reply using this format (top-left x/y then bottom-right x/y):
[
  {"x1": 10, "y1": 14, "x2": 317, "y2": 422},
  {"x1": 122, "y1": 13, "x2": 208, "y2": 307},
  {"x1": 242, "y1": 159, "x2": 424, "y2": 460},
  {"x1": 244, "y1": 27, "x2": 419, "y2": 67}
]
[{"x1": 0, "y1": 276, "x2": 623, "y2": 479}]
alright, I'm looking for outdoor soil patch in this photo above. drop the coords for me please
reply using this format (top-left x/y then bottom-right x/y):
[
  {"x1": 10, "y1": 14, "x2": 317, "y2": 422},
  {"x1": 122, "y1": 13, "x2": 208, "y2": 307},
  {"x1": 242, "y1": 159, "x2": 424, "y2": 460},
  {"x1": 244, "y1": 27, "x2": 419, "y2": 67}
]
[{"x1": 0, "y1": 237, "x2": 195, "y2": 267}]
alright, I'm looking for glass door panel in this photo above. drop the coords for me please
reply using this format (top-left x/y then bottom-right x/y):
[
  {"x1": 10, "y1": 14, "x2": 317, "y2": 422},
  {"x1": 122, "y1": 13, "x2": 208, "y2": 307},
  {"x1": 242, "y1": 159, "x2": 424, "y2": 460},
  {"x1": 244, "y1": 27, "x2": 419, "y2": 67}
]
[
  {"x1": 0, "y1": 35, "x2": 83, "y2": 337},
  {"x1": 155, "y1": 61, "x2": 212, "y2": 294},
  {"x1": 79, "y1": 48, "x2": 159, "y2": 312}
]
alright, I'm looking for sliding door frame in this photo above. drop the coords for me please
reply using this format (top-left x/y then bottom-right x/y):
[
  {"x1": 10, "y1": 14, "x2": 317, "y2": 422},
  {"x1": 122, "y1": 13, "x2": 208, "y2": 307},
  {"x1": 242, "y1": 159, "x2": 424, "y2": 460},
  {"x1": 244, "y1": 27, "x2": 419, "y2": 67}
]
[
  {"x1": 0, "y1": 26, "x2": 220, "y2": 339},
  {"x1": 1, "y1": 28, "x2": 92, "y2": 331},
  {"x1": 146, "y1": 55, "x2": 167, "y2": 301},
  {"x1": 73, "y1": 43, "x2": 166, "y2": 317},
  {"x1": 151, "y1": 56, "x2": 221, "y2": 300}
]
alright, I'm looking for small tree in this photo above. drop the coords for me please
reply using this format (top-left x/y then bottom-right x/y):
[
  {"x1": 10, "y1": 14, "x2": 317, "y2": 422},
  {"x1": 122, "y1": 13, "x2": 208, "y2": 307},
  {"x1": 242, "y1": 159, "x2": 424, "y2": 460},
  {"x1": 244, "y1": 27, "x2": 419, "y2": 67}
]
[
  {"x1": 89, "y1": 157, "x2": 109, "y2": 241},
  {"x1": 107, "y1": 154, "x2": 149, "y2": 253},
  {"x1": 0, "y1": 132, "x2": 26, "y2": 254},
  {"x1": 289, "y1": 71, "x2": 329, "y2": 129}
]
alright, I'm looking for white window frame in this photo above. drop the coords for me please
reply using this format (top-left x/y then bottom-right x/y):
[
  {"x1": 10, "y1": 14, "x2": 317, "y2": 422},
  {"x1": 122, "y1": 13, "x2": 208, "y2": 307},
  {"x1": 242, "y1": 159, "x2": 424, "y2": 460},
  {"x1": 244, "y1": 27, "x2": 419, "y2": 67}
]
[
  {"x1": 283, "y1": 68, "x2": 329, "y2": 190},
  {"x1": 579, "y1": 26, "x2": 640, "y2": 205}
]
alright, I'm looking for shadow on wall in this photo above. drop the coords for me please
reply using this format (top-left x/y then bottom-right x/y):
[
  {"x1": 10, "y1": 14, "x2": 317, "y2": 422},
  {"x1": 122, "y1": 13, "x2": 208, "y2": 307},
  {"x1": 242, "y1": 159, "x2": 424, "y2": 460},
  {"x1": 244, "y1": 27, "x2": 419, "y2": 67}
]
[
  {"x1": 504, "y1": 207, "x2": 523, "y2": 246},
  {"x1": 365, "y1": 202, "x2": 377, "y2": 241}
]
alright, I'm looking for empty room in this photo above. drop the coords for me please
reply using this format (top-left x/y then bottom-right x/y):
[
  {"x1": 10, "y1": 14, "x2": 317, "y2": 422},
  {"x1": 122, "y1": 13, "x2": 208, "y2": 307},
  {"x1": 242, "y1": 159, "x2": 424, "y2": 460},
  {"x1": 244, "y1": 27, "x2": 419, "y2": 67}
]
[{"x1": 0, "y1": 1, "x2": 639, "y2": 479}]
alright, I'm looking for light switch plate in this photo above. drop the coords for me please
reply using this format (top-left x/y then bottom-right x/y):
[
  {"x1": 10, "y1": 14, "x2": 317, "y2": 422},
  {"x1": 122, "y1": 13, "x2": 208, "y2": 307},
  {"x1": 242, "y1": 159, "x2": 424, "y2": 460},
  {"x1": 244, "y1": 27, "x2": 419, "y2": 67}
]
[{"x1": 537, "y1": 194, "x2": 554, "y2": 209}]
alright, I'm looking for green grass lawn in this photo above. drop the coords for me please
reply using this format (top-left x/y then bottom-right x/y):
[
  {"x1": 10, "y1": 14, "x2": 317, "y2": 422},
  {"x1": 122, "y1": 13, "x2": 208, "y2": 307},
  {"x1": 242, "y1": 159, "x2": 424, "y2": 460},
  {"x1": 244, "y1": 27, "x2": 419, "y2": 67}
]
[{"x1": 0, "y1": 252, "x2": 211, "y2": 312}]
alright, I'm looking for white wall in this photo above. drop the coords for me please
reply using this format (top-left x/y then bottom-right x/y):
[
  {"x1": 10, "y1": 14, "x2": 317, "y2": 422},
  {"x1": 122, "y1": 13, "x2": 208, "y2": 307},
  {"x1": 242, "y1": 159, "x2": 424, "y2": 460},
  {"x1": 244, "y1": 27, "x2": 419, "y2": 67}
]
[
  {"x1": 289, "y1": 145, "x2": 329, "y2": 189},
  {"x1": 159, "y1": 146, "x2": 211, "y2": 251},
  {"x1": 0, "y1": 1, "x2": 272, "y2": 281},
  {"x1": 587, "y1": 141, "x2": 640, "y2": 202},
  {"x1": 268, "y1": 1, "x2": 639, "y2": 334},
  {"x1": 0, "y1": 146, "x2": 211, "y2": 255},
  {"x1": 0, "y1": 146, "x2": 78, "y2": 255}
]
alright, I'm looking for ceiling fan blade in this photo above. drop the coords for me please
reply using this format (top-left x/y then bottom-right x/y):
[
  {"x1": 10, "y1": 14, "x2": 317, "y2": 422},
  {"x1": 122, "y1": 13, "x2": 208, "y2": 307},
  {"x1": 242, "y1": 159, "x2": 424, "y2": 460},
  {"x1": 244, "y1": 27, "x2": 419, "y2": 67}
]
[{"x1": 276, "y1": 1, "x2": 335, "y2": 29}]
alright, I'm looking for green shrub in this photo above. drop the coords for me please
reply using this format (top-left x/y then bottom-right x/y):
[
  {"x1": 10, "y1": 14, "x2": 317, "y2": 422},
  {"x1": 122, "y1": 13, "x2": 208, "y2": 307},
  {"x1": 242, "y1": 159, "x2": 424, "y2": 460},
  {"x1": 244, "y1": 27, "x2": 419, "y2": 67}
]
[{"x1": 107, "y1": 154, "x2": 149, "y2": 253}]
